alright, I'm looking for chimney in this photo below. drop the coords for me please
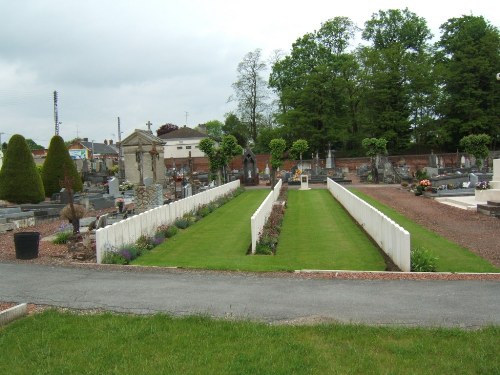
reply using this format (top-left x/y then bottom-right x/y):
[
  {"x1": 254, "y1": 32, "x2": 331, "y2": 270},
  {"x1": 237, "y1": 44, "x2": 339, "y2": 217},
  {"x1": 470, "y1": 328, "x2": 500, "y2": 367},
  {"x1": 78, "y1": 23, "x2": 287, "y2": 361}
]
[
  {"x1": 104, "y1": 140, "x2": 108, "y2": 145},
  {"x1": 109, "y1": 139, "x2": 113, "y2": 145}
]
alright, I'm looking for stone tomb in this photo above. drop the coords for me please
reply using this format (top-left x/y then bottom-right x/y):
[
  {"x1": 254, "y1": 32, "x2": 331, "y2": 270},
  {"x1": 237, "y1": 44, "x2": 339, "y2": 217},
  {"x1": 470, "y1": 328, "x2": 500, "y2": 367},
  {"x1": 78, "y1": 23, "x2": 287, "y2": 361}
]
[{"x1": 476, "y1": 159, "x2": 500, "y2": 202}]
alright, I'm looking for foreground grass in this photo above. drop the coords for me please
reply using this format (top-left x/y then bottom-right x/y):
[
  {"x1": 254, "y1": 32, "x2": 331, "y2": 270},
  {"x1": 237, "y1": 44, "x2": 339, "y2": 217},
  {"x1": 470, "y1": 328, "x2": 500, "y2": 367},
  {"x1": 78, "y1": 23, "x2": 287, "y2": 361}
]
[
  {"x1": 275, "y1": 189, "x2": 385, "y2": 270},
  {"x1": 352, "y1": 189, "x2": 499, "y2": 273},
  {"x1": 0, "y1": 310, "x2": 498, "y2": 374}
]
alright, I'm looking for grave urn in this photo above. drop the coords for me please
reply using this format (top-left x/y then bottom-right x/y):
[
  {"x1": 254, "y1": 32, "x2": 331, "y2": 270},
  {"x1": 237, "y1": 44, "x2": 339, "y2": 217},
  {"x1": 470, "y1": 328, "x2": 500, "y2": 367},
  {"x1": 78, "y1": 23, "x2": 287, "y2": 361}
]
[{"x1": 14, "y1": 232, "x2": 40, "y2": 260}]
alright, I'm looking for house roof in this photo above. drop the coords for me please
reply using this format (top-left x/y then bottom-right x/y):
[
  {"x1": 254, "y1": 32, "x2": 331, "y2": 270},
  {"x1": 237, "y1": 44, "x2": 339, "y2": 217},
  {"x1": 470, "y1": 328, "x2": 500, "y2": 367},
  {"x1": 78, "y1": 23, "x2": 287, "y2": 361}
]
[
  {"x1": 159, "y1": 126, "x2": 207, "y2": 140},
  {"x1": 121, "y1": 129, "x2": 165, "y2": 146},
  {"x1": 81, "y1": 141, "x2": 118, "y2": 155}
]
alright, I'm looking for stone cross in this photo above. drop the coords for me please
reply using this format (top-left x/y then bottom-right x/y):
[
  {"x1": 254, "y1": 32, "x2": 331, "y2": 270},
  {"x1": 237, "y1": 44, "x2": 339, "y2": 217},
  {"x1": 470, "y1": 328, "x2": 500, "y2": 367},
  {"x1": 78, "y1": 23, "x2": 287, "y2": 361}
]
[{"x1": 146, "y1": 121, "x2": 153, "y2": 133}]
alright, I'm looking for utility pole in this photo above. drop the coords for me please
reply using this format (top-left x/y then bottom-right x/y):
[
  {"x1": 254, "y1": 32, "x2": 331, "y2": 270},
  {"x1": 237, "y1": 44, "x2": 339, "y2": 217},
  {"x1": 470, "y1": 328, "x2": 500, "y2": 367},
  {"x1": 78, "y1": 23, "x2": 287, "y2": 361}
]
[
  {"x1": 0, "y1": 132, "x2": 4, "y2": 147},
  {"x1": 185, "y1": 111, "x2": 188, "y2": 127},
  {"x1": 53, "y1": 91, "x2": 61, "y2": 135},
  {"x1": 117, "y1": 117, "x2": 124, "y2": 180}
]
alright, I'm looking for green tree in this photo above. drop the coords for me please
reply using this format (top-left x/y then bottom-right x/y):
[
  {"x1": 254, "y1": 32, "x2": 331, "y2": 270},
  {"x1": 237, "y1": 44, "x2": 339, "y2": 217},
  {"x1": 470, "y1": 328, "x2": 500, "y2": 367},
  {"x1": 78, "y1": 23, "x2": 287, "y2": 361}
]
[
  {"x1": 25, "y1": 139, "x2": 45, "y2": 150},
  {"x1": 199, "y1": 135, "x2": 243, "y2": 184},
  {"x1": 204, "y1": 120, "x2": 224, "y2": 141},
  {"x1": 360, "y1": 8, "x2": 433, "y2": 152},
  {"x1": 231, "y1": 49, "x2": 269, "y2": 143},
  {"x1": 459, "y1": 134, "x2": 491, "y2": 171},
  {"x1": 435, "y1": 16, "x2": 500, "y2": 150},
  {"x1": 42, "y1": 135, "x2": 83, "y2": 198},
  {"x1": 0, "y1": 134, "x2": 45, "y2": 203},
  {"x1": 223, "y1": 113, "x2": 249, "y2": 147},
  {"x1": 269, "y1": 138, "x2": 287, "y2": 186},
  {"x1": 289, "y1": 139, "x2": 309, "y2": 167},
  {"x1": 362, "y1": 137, "x2": 388, "y2": 183}
]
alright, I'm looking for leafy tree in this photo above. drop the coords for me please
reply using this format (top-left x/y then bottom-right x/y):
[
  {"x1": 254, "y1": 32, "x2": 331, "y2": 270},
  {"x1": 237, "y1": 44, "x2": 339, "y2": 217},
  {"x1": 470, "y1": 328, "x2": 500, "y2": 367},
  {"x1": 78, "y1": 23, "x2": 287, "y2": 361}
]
[
  {"x1": 459, "y1": 134, "x2": 491, "y2": 171},
  {"x1": 42, "y1": 135, "x2": 83, "y2": 198},
  {"x1": 269, "y1": 138, "x2": 287, "y2": 186},
  {"x1": 25, "y1": 139, "x2": 45, "y2": 150},
  {"x1": 223, "y1": 113, "x2": 249, "y2": 147},
  {"x1": 435, "y1": 16, "x2": 500, "y2": 150},
  {"x1": 156, "y1": 123, "x2": 179, "y2": 137},
  {"x1": 0, "y1": 134, "x2": 45, "y2": 203},
  {"x1": 204, "y1": 120, "x2": 224, "y2": 141},
  {"x1": 289, "y1": 139, "x2": 309, "y2": 167},
  {"x1": 231, "y1": 49, "x2": 269, "y2": 143},
  {"x1": 360, "y1": 8, "x2": 433, "y2": 152},
  {"x1": 1, "y1": 142, "x2": 7, "y2": 151},
  {"x1": 362, "y1": 137, "x2": 388, "y2": 183},
  {"x1": 199, "y1": 135, "x2": 243, "y2": 184}
]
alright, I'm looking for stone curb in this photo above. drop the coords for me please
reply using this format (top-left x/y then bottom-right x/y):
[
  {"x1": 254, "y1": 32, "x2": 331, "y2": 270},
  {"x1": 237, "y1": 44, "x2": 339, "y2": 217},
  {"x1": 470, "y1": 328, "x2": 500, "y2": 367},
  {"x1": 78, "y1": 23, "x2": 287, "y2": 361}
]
[{"x1": 0, "y1": 303, "x2": 28, "y2": 326}]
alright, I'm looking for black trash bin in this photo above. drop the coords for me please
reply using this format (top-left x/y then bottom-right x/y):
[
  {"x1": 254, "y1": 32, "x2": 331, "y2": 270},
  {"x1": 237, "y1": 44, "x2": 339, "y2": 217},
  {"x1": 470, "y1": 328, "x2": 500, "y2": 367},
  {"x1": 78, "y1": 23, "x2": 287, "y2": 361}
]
[{"x1": 14, "y1": 232, "x2": 40, "y2": 260}]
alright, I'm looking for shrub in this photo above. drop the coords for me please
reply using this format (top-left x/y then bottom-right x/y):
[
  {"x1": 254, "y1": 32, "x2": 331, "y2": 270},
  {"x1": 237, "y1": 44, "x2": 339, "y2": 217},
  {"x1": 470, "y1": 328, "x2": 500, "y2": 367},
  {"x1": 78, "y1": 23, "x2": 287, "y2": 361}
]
[
  {"x1": 411, "y1": 247, "x2": 438, "y2": 272},
  {"x1": 0, "y1": 134, "x2": 45, "y2": 203},
  {"x1": 165, "y1": 225, "x2": 178, "y2": 238},
  {"x1": 60, "y1": 204, "x2": 87, "y2": 221},
  {"x1": 175, "y1": 218, "x2": 190, "y2": 229},
  {"x1": 197, "y1": 205, "x2": 211, "y2": 218},
  {"x1": 52, "y1": 230, "x2": 73, "y2": 244},
  {"x1": 42, "y1": 135, "x2": 83, "y2": 198},
  {"x1": 102, "y1": 251, "x2": 128, "y2": 265},
  {"x1": 136, "y1": 235, "x2": 155, "y2": 252}
]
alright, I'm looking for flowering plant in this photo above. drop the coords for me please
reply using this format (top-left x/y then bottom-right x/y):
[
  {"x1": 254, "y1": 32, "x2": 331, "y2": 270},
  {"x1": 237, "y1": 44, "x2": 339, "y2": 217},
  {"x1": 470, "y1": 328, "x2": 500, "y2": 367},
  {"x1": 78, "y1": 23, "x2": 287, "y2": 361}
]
[
  {"x1": 476, "y1": 181, "x2": 490, "y2": 190},
  {"x1": 419, "y1": 179, "x2": 431, "y2": 188}
]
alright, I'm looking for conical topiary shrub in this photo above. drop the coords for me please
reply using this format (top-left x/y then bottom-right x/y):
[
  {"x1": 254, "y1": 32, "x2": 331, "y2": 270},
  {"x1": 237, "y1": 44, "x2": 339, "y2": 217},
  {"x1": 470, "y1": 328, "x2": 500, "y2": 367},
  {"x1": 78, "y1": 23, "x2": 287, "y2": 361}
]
[
  {"x1": 0, "y1": 134, "x2": 45, "y2": 203},
  {"x1": 42, "y1": 135, "x2": 83, "y2": 198}
]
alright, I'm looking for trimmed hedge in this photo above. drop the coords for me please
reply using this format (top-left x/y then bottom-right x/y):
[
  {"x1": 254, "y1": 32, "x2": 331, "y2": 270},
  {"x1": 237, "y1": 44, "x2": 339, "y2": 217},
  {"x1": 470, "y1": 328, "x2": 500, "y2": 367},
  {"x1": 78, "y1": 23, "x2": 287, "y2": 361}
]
[
  {"x1": 0, "y1": 134, "x2": 45, "y2": 203},
  {"x1": 42, "y1": 135, "x2": 83, "y2": 197}
]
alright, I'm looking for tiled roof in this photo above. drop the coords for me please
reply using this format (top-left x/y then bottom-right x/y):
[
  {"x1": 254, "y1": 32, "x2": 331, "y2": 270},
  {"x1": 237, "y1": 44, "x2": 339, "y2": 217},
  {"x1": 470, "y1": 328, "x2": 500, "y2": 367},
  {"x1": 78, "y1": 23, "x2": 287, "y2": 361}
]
[
  {"x1": 81, "y1": 142, "x2": 118, "y2": 155},
  {"x1": 159, "y1": 126, "x2": 207, "y2": 140}
]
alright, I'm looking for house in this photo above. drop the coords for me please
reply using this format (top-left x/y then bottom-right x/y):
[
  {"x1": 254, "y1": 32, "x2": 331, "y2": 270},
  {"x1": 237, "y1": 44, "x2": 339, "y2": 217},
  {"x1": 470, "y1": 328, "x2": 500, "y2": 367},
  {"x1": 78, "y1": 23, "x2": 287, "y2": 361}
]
[
  {"x1": 120, "y1": 130, "x2": 166, "y2": 185},
  {"x1": 68, "y1": 138, "x2": 119, "y2": 161},
  {"x1": 159, "y1": 126, "x2": 209, "y2": 172}
]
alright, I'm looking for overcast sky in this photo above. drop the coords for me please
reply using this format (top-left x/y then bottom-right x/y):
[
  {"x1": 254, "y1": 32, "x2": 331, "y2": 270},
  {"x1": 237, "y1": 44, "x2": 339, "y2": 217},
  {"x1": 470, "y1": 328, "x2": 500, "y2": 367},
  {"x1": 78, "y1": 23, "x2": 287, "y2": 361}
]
[{"x1": 0, "y1": 0, "x2": 498, "y2": 148}]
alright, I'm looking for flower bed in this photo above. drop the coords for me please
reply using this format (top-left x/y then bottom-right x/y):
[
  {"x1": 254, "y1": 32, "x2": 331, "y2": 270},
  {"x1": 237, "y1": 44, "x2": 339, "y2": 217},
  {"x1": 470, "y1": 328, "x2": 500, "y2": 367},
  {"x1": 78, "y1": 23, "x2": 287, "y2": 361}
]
[{"x1": 255, "y1": 186, "x2": 288, "y2": 255}]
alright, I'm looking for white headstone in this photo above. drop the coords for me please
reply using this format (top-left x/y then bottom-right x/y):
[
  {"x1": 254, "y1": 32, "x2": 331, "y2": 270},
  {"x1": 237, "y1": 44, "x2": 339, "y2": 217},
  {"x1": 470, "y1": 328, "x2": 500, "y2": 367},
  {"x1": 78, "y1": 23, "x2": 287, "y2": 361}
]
[
  {"x1": 108, "y1": 177, "x2": 120, "y2": 198},
  {"x1": 299, "y1": 175, "x2": 310, "y2": 190},
  {"x1": 265, "y1": 164, "x2": 270, "y2": 175},
  {"x1": 144, "y1": 176, "x2": 153, "y2": 186},
  {"x1": 469, "y1": 173, "x2": 478, "y2": 187},
  {"x1": 460, "y1": 155, "x2": 466, "y2": 167}
]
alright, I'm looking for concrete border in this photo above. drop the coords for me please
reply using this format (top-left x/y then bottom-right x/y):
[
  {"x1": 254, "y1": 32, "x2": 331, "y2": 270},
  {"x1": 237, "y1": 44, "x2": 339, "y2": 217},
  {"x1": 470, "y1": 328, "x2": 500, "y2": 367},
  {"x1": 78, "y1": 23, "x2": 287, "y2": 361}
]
[{"x1": 0, "y1": 303, "x2": 28, "y2": 326}]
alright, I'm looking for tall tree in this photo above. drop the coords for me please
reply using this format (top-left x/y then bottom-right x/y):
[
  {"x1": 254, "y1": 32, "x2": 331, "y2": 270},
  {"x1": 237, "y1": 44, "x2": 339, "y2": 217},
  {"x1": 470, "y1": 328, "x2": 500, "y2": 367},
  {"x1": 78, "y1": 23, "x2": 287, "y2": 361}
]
[
  {"x1": 223, "y1": 113, "x2": 249, "y2": 148},
  {"x1": 231, "y1": 49, "x2": 269, "y2": 143},
  {"x1": 0, "y1": 134, "x2": 45, "y2": 203},
  {"x1": 360, "y1": 8, "x2": 433, "y2": 153},
  {"x1": 269, "y1": 138, "x2": 287, "y2": 186},
  {"x1": 203, "y1": 120, "x2": 224, "y2": 141},
  {"x1": 435, "y1": 15, "x2": 500, "y2": 150}
]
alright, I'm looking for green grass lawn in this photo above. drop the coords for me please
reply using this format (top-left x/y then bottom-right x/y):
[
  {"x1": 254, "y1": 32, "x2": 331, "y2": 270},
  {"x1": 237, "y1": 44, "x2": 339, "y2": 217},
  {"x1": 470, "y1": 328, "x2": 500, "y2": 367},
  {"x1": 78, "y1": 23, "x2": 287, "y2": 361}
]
[
  {"x1": 0, "y1": 310, "x2": 498, "y2": 374},
  {"x1": 352, "y1": 189, "x2": 499, "y2": 273},
  {"x1": 275, "y1": 189, "x2": 386, "y2": 270},
  {"x1": 134, "y1": 189, "x2": 385, "y2": 271}
]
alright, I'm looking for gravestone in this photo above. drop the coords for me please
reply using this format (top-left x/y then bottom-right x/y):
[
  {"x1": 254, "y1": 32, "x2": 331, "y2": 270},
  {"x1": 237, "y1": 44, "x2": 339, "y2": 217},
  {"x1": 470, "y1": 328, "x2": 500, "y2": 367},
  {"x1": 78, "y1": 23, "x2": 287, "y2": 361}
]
[
  {"x1": 464, "y1": 157, "x2": 471, "y2": 169},
  {"x1": 429, "y1": 152, "x2": 438, "y2": 168},
  {"x1": 469, "y1": 173, "x2": 478, "y2": 188},
  {"x1": 299, "y1": 175, "x2": 310, "y2": 190},
  {"x1": 144, "y1": 177, "x2": 153, "y2": 187},
  {"x1": 242, "y1": 148, "x2": 258, "y2": 186},
  {"x1": 108, "y1": 177, "x2": 120, "y2": 198}
]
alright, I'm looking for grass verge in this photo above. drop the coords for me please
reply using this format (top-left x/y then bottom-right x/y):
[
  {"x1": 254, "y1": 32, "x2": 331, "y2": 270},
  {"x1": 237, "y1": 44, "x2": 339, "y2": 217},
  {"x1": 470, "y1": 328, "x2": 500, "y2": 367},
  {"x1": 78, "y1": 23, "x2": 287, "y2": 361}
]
[
  {"x1": 351, "y1": 189, "x2": 499, "y2": 273},
  {"x1": 0, "y1": 310, "x2": 498, "y2": 374}
]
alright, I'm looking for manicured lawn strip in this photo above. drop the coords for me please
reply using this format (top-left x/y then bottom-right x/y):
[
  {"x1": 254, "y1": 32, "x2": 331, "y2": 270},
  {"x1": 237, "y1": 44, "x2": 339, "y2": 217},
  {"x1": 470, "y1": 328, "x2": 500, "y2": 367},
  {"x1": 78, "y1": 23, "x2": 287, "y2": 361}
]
[
  {"x1": 0, "y1": 311, "x2": 498, "y2": 374},
  {"x1": 351, "y1": 189, "x2": 499, "y2": 273},
  {"x1": 275, "y1": 190, "x2": 386, "y2": 270},
  {"x1": 134, "y1": 189, "x2": 271, "y2": 269}
]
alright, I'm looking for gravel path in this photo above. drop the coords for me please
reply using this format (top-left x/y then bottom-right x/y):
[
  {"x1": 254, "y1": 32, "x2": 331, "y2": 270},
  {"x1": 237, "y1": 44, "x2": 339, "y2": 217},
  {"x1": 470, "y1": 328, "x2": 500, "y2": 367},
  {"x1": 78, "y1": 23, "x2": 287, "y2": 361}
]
[{"x1": 353, "y1": 184, "x2": 500, "y2": 268}]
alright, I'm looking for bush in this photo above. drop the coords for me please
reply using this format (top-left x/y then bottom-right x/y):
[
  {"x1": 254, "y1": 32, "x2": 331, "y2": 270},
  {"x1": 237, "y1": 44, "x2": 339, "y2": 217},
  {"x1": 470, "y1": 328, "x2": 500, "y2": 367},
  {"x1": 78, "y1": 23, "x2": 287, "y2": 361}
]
[
  {"x1": 136, "y1": 235, "x2": 155, "y2": 252},
  {"x1": 60, "y1": 204, "x2": 87, "y2": 221},
  {"x1": 411, "y1": 247, "x2": 438, "y2": 272},
  {"x1": 0, "y1": 134, "x2": 45, "y2": 203},
  {"x1": 102, "y1": 251, "x2": 128, "y2": 265},
  {"x1": 175, "y1": 218, "x2": 190, "y2": 229},
  {"x1": 157, "y1": 224, "x2": 178, "y2": 238},
  {"x1": 197, "y1": 205, "x2": 211, "y2": 218},
  {"x1": 42, "y1": 135, "x2": 83, "y2": 198},
  {"x1": 52, "y1": 230, "x2": 73, "y2": 244}
]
